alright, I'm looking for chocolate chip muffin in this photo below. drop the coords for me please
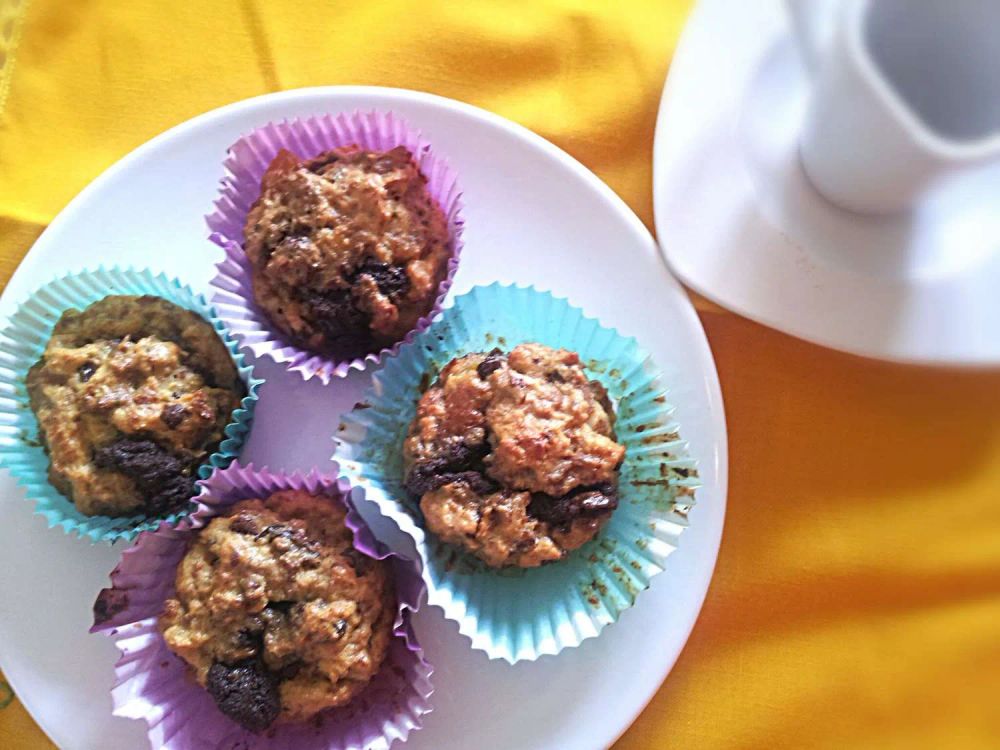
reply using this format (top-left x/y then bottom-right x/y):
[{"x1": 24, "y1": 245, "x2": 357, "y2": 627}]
[
  {"x1": 403, "y1": 343, "x2": 626, "y2": 568},
  {"x1": 160, "y1": 491, "x2": 395, "y2": 733},
  {"x1": 243, "y1": 145, "x2": 452, "y2": 358},
  {"x1": 25, "y1": 295, "x2": 244, "y2": 518}
]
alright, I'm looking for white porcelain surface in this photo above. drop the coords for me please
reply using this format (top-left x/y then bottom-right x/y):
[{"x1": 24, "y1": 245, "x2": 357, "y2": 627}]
[
  {"x1": 0, "y1": 87, "x2": 727, "y2": 750},
  {"x1": 787, "y1": 0, "x2": 1000, "y2": 214},
  {"x1": 654, "y1": 0, "x2": 1000, "y2": 365}
]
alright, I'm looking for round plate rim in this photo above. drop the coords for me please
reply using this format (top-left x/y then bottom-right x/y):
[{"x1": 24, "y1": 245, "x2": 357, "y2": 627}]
[{"x1": 0, "y1": 85, "x2": 728, "y2": 749}]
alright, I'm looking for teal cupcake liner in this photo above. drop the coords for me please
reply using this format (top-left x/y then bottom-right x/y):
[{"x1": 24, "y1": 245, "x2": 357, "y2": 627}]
[
  {"x1": 335, "y1": 284, "x2": 698, "y2": 662},
  {"x1": 0, "y1": 267, "x2": 263, "y2": 543}
]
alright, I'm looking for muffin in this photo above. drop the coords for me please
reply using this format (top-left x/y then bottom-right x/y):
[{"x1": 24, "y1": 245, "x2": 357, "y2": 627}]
[
  {"x1": 159, "y1": 490, "x2": 396, "y2": 733},
  {"x1": 402, "y1": 343, "x2": 626, "y2": 568},
  {"x1": 243, "y1": 145, "x2": 452, "y2": 358},
  {"x1": 25, "y1": 295, "x2": 244, "y2": 518}
]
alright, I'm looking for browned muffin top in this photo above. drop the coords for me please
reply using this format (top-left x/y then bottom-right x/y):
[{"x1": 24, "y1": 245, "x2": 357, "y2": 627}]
[
  {"x1": 26, "y1": 295, "x2": 244, "y2": 517},
  {"x1": 160, "y1": 491, "x2": 395, "y2": 732},
  {"x1": 243, "y1": 145, "x2": 451, "y2": 358},
  {"x1": 403, "y1": 343, "x2": 626, "y2": 568}
]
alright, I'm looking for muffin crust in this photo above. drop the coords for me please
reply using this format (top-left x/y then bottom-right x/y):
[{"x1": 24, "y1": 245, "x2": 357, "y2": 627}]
[
  {"x1": 25, "y1": 295, "x2": 244, "y2": 517},
  {"x1": 160, "y1": 491, "x2": 395, "y2": 732},
  {"x1": 243, "y1": 145, "x2": 451, "y2": 357},
  {"x1": 403, "y1": 344, "x2": 626, "y2": 568}
]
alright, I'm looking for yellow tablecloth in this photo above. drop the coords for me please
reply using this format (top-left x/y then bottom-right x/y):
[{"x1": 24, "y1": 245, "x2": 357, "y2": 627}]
[{"x1": 1, "y1": 2, "x2": 998, "y2": 748}]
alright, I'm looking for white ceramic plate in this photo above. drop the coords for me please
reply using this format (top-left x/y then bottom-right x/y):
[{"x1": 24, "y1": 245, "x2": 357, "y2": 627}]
[
  {"x1": 654, "y1": 0, "x2": 1000, "y2": 365},
  {"x1": 0, "y1": 87, "x2": 727, "y2": 750}
]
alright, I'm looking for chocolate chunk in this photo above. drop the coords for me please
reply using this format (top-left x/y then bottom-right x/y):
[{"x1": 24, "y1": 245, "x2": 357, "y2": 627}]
[
  {"x1": 93, "y1": 439, "x2": 196, "y2": 516},
  {"x1": 259, "y1": 605, "x2": 288, "y2": 632},
  {"x1": 206, "y1": 658, "x2": 281, "y2": 733},
  {"x1": 527, "y1": 483, "x2": 619, "y2": 526},
  {"x1": 233, "y1": 628, "x2": 263, "y2": 654},
  {"x1": 275, "y1": 661, "x2": 302, "y2": 681},
  {"x1": 406, "y1": 466, "x2": 491, "y2": 496},
  {"x1": 404, "y1": 441, "x2": 495, "y2": 496},
  {"x1": 403, "y1": 463, "x2": 438, "y2": 496},
  {"x1": 579, "y1": 490, "x2": 617, "y2": 512},
  {"x1": 546, "y1": 370, "x2": 565, "y2": 384},
  {"x1": 255, "y1": 523, "x2": 291, "y2": 541},
  {"x1": 303, "y1": 288, "x2": 374, "y2": 356},
  {"x1": 229, "y1": 512, "x2": 261, "y2": 535},
  {"x1": 354, "y1": 260, "x2": 411, "y2": 300},
  {"x1": 253, "y1": 230, "x2": 309, "y2": 266},
  {"x1": 93, "y1": 588, "x2": 129, "y2": 626},
  {"x1": 302, "y1": 261, "x2": 409, "y2": 354},
  {"x1": 275, "y1": 233, "x2": 312, "y2": 257},
  {"x1": 441, "y1": 470, "x2": 497, "y2": 494},
  {"x1": 160, "y1": 403, "x2": 188, "y2": 429},
  {"x1": 304, "y1": 288, "x2": 365, "y2": 333},
  {"x1": 372, "y1": 155, "x2": 400, "y2": 174},
  {"x1": 342, "y1": 547, "x2": 373, "y2": 576},
  {"x1": 304, "y1": 151, "x2": 342, "y2": 174},
  {"x1": 266, "y1": 600, "x2": 295, "y2": 615},
  {"x1": 333, "y1": 619, "x2": 348, "y2": 638},
  {"x1": 476, "y1": 348, "x2": 506, "y2": 379},
  {"x1": 254, "y1": 523, "x2": 315, "y2": 552},
  {"x1": 437, "y1": 441, "x2": 489, "y2": 470},
  {"x1": 78, "y1": 362, "x2": 97, "y2": 382}
]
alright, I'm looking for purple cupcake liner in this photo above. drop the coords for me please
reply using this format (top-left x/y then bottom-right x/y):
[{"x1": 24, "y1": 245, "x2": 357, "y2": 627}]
[
  {"x1": 91, "y1": 462, "x2": 432, "y2": 750},
  {"x1": 206, "y1": 111, "x2": 464, "y2": 384}
]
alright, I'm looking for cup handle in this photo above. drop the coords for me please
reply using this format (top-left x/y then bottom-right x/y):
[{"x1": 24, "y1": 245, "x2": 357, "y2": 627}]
[{"x1": 785, "y1": 0, "x2": 842, "y2": 72}]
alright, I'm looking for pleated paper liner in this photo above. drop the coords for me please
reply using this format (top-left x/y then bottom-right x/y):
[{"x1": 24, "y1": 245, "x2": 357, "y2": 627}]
[
  {"x1": 207, "y1": 110, "x2": 464, "y2": 383},
  {"x1": 335, "y1": 283, "x2": 698, "y2": 662},
  {"x1": 91, "y1": 463, "x2": 433, "y2": 750},
  {"x1": 0, "y1": 267, "x2": 262, "y2": 543}
]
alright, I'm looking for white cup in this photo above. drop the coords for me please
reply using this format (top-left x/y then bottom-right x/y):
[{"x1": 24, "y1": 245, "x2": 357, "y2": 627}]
[{"x1": 787, "y1": 0, "x2": 1000, "y2": 214}]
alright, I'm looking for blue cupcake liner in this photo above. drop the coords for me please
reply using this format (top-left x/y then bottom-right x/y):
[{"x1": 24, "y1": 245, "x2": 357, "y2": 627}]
[
  {"x1": 0, "y1": 267, "x2": 263, "y2": 543},
  {"x1": 335, "y1": 284, "x2": 698, "y2": 662}
]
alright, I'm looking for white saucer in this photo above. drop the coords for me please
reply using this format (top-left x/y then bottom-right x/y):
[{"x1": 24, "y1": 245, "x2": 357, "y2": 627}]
[{"x1": 654, "y1": 0, "x2": 1000, "y2": 366}]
